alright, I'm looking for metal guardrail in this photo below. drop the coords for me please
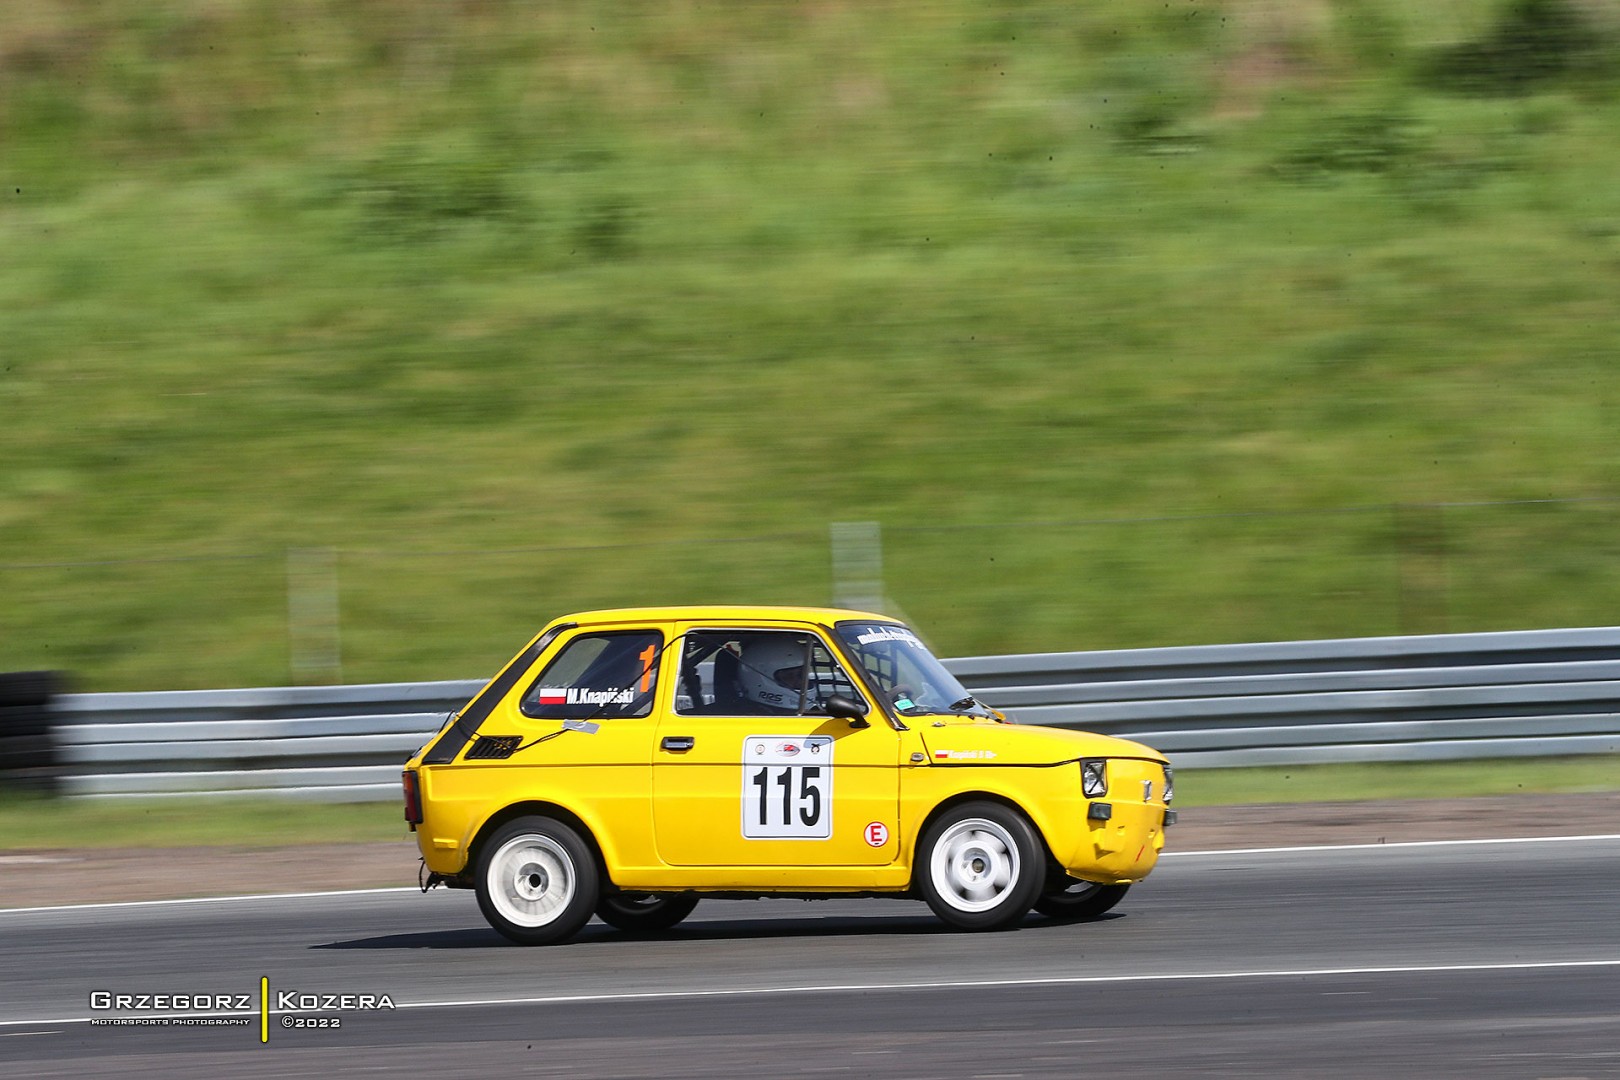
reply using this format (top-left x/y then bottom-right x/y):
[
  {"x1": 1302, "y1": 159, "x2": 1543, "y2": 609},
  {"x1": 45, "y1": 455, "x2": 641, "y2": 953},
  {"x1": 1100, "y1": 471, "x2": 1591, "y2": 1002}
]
[
  {"x1": 42, "y1": 625, "x2": 1620, "y2": 799},
  {"x1": 52, "y1": 680, "x2": 482, "y2": 801},
  {"x1": 951, "y1": 625, "x2": 1620, "y2": 768}
]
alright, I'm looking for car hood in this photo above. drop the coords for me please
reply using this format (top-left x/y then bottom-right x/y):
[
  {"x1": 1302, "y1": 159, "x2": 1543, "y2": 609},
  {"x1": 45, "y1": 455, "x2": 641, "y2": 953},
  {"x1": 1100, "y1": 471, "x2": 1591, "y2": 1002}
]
[{"x1": 917, "y1": 716, "x2": 1166, "y2": 766}]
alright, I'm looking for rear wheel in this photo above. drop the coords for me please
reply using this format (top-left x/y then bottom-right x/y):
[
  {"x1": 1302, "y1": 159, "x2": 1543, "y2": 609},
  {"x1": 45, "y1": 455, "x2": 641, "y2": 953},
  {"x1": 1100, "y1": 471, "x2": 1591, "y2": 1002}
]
[
  {"x1": 475, "y1": 816, "x2": 599, "y2": 945},
  {"x1": 1033, "y1": 879, "x2": 1129, "y2": 920},
  {"x1": 917, "y1": 801, "x2": 1044, "y2": 931},
  {"x1": 595, "y1": 892, "x2": 700, "y2": 933}
]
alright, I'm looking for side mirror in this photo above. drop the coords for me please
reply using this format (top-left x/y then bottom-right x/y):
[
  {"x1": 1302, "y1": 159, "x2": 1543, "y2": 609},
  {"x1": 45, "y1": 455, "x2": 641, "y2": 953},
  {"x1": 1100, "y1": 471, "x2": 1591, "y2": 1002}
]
[{"x1": 823, "y1": 694, "x2": 870, "y2": 726}]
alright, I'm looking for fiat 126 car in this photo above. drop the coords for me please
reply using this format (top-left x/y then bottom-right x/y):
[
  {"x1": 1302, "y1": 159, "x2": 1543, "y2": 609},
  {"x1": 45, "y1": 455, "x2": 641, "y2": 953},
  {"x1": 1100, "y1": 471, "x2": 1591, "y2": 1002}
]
[{"x1": 403, "y1": 606, "x2": 1173, "y2": 944}]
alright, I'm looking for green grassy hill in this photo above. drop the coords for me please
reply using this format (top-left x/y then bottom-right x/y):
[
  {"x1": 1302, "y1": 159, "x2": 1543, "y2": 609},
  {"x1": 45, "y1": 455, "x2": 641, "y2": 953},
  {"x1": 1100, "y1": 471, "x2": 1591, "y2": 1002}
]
[{"x1": 4, "y1": 0, "x2": 1620, "y2": 690}]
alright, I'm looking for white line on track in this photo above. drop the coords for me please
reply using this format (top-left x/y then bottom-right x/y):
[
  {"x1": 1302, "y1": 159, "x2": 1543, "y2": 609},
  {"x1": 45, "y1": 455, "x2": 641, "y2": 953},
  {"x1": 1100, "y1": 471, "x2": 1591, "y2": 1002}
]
[
  {"x1": 4, "y1": 958, "x2": 1619, "y2": 1028},
  {"x1": 1161, "y1": 832, "x2": 1620, "y2": 857},
  {"x1": 389, "y1": 958, "x2": 1620, "y2": 1010},
  {"x1": 0, "y1": 886, "x2": 417, "y2": 916},
  {"x1": 2, "y1": 833, "x2": 1617, "y2": 916}
]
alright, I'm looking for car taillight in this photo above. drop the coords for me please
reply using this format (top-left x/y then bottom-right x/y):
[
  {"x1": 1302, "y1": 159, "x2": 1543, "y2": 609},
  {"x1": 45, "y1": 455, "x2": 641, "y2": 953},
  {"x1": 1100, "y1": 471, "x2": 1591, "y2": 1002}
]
[{"x1": 403, "y1": 769, "x2": 423, "y2": 828}]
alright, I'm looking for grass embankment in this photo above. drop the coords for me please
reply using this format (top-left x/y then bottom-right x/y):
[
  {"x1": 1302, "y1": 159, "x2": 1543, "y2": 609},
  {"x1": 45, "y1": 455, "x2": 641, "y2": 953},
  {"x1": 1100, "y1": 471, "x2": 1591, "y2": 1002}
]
[
  {"x1": 3, "y1": 757, "x2": 1613, "y2": 850},
  {"x1": 4, "y1": 2, "x2": 1620, "y2": 690},
  {"x1": 1181, "y1": 756, "x2": 1620, "y2": 807}
]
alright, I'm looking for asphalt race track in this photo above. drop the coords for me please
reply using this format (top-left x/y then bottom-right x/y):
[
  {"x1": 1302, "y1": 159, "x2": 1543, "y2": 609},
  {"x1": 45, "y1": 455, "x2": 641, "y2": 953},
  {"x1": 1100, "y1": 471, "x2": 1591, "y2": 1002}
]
[{"x1": 2, "y1": 836, "x2": 1617, "y2": 1078}]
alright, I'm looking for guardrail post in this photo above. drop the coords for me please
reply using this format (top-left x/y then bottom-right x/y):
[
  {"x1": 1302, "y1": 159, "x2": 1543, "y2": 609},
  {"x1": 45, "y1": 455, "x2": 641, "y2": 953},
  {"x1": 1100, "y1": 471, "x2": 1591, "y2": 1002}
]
[
  {"x1": 1395, "y1": 503, "x2": 1450, "y2": 635},
  {"x1": 288, "y1": 547, "x2": 342, "y2": 685},
  {"x1": 831, "y1": 521, "x2": 886, "y2": 613}
]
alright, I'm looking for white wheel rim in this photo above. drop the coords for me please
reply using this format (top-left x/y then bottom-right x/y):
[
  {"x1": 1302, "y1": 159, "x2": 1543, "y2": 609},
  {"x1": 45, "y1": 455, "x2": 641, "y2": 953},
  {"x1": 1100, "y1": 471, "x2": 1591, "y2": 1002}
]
[
  {"x1": 487, "y1": 833, "x2": 575, "y2": 928},
  {"x1": 929, "y1": 817, "x2": 1021, "y2": 913}
]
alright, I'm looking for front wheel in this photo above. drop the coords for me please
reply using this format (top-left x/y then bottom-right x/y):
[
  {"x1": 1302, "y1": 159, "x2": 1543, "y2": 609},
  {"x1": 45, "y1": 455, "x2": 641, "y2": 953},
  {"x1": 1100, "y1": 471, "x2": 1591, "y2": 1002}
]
[
  {"x1": 1033, "y1": 880, "x2": 1129, "y2": 920},
  {"x1": 595, "y1": 892, "x2": 700, "y2": 933},
  {"x1": 475, "y1": 816, "x2": 599, "y2": 945},
  {"x1": 917, "y1": 801, "x2": 1044, "y2": 931}
]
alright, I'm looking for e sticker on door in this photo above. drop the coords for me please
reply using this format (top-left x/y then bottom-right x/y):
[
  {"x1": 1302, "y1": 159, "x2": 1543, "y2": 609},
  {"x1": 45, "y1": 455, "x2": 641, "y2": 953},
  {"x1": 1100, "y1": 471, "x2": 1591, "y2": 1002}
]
[{"x1": 742, "y1": 736, "x2": 834, "y2": 839}]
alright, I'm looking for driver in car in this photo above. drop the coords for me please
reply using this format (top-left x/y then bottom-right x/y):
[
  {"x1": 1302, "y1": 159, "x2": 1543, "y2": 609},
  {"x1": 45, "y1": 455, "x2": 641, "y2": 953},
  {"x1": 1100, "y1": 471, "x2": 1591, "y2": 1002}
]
[{"x1": 735, "y1": 638, "x2": 813, "y2": 713}]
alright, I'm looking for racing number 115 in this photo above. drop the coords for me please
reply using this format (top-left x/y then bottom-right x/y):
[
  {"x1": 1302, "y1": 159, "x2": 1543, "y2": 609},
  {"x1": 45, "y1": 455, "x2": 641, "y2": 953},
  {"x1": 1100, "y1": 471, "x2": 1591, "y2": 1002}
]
[
  {"x1": 741, "y1": 739, "x2": 834, "y2": 840},
  {"x1": 752, "y1": 765, "x2": 822, "y2": 829}
]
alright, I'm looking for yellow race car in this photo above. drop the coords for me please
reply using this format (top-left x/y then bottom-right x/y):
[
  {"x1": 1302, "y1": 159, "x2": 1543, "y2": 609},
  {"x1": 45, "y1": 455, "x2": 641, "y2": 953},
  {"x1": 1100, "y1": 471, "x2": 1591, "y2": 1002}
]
[{"x1": 403, "y1": 606, "x2": 1173, "y2": 944}]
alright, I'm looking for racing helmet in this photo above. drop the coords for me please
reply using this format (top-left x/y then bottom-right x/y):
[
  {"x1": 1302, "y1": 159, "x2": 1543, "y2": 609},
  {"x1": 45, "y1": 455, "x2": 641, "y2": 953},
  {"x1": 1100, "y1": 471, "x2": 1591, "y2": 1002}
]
[{"x1": 736, "y1": 637, "x2": 811, "y2": 711}]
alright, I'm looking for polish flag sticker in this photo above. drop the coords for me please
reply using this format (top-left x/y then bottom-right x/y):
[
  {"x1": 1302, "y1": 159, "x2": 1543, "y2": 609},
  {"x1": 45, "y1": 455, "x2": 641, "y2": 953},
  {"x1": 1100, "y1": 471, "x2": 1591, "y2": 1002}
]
[{"x1": 537, "y1": 688, "x2": 567, "y2": 706}]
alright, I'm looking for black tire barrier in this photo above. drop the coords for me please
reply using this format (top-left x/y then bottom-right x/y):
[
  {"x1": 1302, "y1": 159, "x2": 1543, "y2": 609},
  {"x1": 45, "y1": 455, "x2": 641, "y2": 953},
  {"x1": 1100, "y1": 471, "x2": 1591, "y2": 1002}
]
[
  {"x1": 0, "y1": 671, "x2": 63, "y2": 709},
  {"x1": 0, "y1": 733, "x2": 56, "y2": 772},
  {"x1": 0, "y1": 706, "x2": 51, "y2": 739},
  {"x1": 0, "y1": 672, "x2": 66, "y2": 796}
]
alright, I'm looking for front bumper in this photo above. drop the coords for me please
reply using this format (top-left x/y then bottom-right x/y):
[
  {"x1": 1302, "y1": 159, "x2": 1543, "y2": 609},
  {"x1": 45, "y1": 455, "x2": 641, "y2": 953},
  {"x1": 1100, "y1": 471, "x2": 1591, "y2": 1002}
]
[{"x1": 1067, "y1": 759, "x2": 1172, "y2": 884}]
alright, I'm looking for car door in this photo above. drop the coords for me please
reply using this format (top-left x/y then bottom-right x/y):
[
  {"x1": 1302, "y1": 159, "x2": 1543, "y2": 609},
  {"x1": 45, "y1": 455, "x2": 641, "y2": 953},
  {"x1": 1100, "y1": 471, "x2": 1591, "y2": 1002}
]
[
  {"x1": 489, "y1": 624, "x2": 666, "y2": 850},
  {"x1": 651, "y1": 624, "x2": 900, "y2": 867}
]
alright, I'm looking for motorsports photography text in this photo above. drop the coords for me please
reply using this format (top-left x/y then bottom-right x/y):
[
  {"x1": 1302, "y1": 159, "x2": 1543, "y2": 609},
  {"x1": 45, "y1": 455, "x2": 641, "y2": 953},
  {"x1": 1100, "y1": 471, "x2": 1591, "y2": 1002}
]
[{"x1": 87, "y1": 979, "x2": 396, "y2": 1042}]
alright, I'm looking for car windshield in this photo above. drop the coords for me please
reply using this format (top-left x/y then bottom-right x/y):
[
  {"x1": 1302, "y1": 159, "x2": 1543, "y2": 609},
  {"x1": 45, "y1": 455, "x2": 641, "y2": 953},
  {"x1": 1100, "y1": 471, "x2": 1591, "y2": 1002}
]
[{"x1": 834, "y1": 621, "x2": 993, "y2": 718}]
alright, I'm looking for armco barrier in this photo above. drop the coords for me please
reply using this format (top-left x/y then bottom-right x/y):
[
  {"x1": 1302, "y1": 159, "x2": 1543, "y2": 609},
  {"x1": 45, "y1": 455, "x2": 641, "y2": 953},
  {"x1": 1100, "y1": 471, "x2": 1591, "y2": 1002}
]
[
  {"x1": 949, "y1": 625, "x2": 1620, "y2": 767},
  {"x1": 53, "y1": 679, "x2": 482, "y2": 801},
  {"x1": 48, "y1": 625, "x2": 1620, "y2": 799}
]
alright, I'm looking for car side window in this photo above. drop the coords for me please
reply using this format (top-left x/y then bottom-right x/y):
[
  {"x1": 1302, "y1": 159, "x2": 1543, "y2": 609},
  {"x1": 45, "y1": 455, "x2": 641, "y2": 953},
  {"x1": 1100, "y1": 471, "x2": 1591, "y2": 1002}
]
[
  {"x1": 520, "y1": 630, "x2": 662, "y2": 720},
  {"x1": 677, "y1": 630, "x2": 858, "y2": 716}
]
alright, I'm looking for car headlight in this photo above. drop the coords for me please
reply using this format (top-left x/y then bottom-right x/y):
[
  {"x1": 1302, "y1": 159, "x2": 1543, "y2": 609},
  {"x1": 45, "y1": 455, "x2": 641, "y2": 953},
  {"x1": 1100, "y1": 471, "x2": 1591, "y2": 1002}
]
[
  {"x1": 1080, "y1": 759, "x2": 1107, "y2": 798},
  {"x1": 1163, "y1": 765, "x2": 1174, "y2": 804}
]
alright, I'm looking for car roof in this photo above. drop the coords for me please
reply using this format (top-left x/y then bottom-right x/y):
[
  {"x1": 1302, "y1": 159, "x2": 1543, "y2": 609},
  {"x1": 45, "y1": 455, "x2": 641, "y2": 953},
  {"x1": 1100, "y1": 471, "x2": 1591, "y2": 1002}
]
[{"x1": 543, "y1": 605, "x2": 898, "y2": 629}]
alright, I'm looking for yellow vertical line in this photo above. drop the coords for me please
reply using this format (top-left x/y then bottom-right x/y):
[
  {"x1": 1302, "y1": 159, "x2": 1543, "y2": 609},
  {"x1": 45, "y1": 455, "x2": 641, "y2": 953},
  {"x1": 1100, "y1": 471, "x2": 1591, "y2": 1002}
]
[{"x1": 260, "y1": 977, "x2": 269, "y2": 1044}]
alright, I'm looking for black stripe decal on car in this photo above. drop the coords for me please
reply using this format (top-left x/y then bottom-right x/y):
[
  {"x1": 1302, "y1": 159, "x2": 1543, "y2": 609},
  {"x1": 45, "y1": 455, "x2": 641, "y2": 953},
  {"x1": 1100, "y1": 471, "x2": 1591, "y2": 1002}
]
[{"x1": 421, "y1": 623, "x2": 576, "y2": 764}]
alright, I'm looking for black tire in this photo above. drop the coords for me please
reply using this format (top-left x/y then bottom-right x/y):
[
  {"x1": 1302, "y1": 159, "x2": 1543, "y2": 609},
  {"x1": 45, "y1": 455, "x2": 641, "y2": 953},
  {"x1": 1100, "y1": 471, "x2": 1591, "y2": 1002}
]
[
  {"x1": 916, "y1": 800, "x2": 1044, "y2": 931},
  {"x1": 595, "y1": 892, "x2": 700, "y2": 933},
  {"x1": 475, "y1": 816, "x2": 600, "y2": 945},
  {"x1": 1033, "y1": 880, "x2": 1130, "y2": 920}
]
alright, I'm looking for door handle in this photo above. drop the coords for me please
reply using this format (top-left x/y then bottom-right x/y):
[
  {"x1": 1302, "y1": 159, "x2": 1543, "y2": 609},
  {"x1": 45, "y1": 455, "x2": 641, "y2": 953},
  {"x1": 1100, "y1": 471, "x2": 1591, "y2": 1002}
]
[{"x1": 661, "y1": 736, "x2": 695, "y2": 752}]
